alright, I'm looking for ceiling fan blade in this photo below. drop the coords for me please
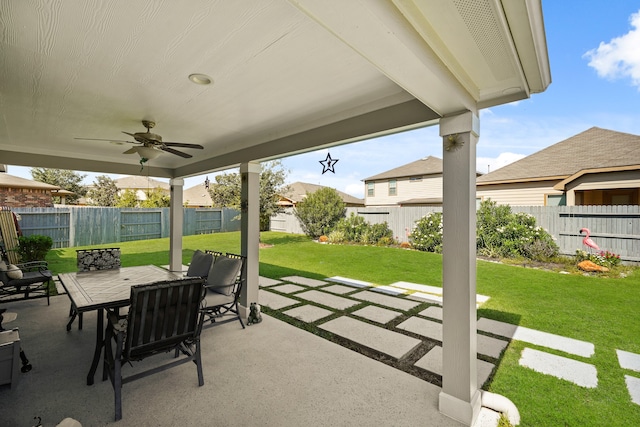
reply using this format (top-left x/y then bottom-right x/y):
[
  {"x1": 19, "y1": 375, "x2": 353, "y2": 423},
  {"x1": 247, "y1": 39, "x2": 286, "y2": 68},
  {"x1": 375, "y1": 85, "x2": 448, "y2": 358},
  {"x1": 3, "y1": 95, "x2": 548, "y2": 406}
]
[
  {"x1": 161, "y1": 146, "x2": 193, "y2": 158},
  {"x1": 162, "y1": 142, "x2": 204, "y2": 149},
  {"x1": 122, "y1": 147, "x2": 139, "y2": 154},
  {"x1": 74, "y1": 137, "x2": 136, "y2": 144}
]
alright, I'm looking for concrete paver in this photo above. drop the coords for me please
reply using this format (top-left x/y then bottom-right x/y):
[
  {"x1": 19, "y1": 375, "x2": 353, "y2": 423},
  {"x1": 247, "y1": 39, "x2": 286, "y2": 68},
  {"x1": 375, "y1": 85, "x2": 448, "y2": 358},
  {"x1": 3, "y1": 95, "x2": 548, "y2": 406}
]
[
  {"x1": 624, "y1": 375, "x2": 640, "y2": 405},
  {"x1": 271, "y1": 284, "x2": 306, "y2": 294},
  {"x1": 408, "y1": 292, "x2": 443, "y2": 304},
  {"x1": 259, "y1": 289, "x2": 299, "y2": 310},
  {"x1": 259, "y1": 276, "x2": 282, "y2": 287},
  {"x1": 397, "y1": 316, "x2": 442, "y2": 341},
  {"x1": 281, "y1": 276, "x2": 327, "y2": 287},
  {"x1": 323, "y1": 284, "x2": 357, "y2": 295},
  {"x1": 478, "y1": 335, "x2": 509, "y2": 359},
  {"x1": 391, "y1": 281, "x2": 443, "y2": 294},
  {"x1": 283, "y1": 305, "x2": 334, "y2": 323},
  {"x1": 420, "y1": 306, "x2": 443, "y2": 320},
  {"x1": 325, "y1": 276, "x2": 372, "y2": 288},
  {"x1": 617, "y1": 349, "x2": 640, "y2": 372},
  {"x1": 478, "y1": 317, "x2": 595, "y2": 358},
  {"x1": 351, "y1": 290, "x2": 420, "y2": 311},
  {"x1": 296, "y1": 290, "x2": 360, "y2": 310},
  {"x1": 371, "y1": 285, "x2": 406, "y2": 296},
  {"x1": 352, "y1": 305, "x2": 402, "y2": 324},
  {"x1": 519, "y1": 347, "x2": 598, "y2": 388},
  {"x1": 415, "y1": 346, "x2": 495, "y2": 387},
  {"x1": 320, "y1": 316, "x2": 422, "y2": 359}
]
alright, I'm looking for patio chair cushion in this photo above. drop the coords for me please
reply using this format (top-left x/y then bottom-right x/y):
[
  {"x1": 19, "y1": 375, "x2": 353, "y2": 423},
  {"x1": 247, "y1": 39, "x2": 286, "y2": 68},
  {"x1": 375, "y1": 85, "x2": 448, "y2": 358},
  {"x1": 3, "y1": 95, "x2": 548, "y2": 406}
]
[
  {"x1": 6, "y1": 264, "x2": 23, "y2": 280},
  {"x1": 186, "y1": 250, "x2": 214, "y2": 278},
  {"x1": 206, "y1": 255, "x2": 242, "y2": 296}
]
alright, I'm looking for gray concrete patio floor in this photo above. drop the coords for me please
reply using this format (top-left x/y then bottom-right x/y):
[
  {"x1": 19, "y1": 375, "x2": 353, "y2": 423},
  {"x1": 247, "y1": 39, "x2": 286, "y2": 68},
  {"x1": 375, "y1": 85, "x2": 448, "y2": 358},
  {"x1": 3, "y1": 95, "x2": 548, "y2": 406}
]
[{"x1": 0, "y1": 295, "x2": 470, "y2": 427}]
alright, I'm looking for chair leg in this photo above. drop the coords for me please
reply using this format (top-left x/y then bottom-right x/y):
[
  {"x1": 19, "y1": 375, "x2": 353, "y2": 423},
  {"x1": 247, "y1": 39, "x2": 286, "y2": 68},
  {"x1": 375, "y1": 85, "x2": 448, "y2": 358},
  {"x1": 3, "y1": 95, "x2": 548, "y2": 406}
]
[
  {"x1": 114, "y1": 333, "x2": 124, "y2": 421},
  {"x1": 195, "y1": 340, "x2": 204, "y2": 386},
  {"x1": 236, "y1": 303, "x2": 245, "y2": 329}
]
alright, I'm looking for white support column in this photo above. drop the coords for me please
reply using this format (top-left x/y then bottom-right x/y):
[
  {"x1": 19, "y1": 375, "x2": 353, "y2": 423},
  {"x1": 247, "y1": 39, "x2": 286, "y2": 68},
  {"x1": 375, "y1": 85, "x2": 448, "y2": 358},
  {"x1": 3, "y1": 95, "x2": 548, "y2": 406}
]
[
  {"x1": 169, "y1": 178, "x2": 184, "y2": 273},
  {"x1": 240, "y1": 162, "x2": 261, "y2": 319},
  {"x1": 438, "y1": 111, "x2": 481, "y2": 426}
]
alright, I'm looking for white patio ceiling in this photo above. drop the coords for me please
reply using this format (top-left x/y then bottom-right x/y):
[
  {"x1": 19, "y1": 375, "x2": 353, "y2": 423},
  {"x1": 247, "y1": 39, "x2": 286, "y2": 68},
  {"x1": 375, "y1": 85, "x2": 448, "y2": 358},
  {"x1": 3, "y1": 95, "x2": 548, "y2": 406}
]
[{"x1": 0, "y1": 0, "x2": 549, "y2": 179}]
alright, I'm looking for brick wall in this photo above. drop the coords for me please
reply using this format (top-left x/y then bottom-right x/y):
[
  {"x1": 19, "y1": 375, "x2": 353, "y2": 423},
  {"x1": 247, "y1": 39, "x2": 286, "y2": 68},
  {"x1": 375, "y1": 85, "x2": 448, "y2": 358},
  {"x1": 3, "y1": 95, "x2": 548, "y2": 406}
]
[{"x1": 0, "y1": 188, "x2": 54, "y2": 207}]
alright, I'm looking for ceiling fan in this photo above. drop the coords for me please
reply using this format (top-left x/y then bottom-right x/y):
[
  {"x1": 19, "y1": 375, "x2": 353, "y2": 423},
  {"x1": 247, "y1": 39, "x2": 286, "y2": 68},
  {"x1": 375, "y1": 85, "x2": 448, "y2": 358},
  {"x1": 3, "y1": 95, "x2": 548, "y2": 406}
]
[{"x1": 75, "y1": 120, "x2": 204, "y2": 159}]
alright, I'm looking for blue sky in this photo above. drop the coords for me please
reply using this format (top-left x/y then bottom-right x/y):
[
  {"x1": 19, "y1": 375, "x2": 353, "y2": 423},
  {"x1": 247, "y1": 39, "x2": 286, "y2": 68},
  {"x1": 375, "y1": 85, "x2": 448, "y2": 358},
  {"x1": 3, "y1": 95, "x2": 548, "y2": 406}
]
[{"x1": 6, "y1": 1, "x2": 640, "y2": 199}]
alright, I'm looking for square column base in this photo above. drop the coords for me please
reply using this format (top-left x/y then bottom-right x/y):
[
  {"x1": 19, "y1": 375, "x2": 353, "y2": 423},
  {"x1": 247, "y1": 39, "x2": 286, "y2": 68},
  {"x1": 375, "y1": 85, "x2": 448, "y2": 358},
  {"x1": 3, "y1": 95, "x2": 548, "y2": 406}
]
[{"x1": 439, "y1": 389, "x2": 482, "y2": 426}]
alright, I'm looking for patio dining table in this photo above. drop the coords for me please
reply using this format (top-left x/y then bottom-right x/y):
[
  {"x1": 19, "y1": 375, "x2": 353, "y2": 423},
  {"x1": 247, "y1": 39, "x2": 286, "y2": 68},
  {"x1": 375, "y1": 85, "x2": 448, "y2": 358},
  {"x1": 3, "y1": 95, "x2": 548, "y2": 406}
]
[{"x1": 58, "y1": 265, "x2": 180, "y2": 385}]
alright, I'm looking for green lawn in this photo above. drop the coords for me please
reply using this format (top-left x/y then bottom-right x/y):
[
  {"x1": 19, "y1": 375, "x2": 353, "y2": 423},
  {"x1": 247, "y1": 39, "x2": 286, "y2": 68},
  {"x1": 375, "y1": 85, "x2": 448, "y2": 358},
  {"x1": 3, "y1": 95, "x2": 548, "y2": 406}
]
[{"x1": 46, "y1": 231, "x2": 640, "y2": 426}]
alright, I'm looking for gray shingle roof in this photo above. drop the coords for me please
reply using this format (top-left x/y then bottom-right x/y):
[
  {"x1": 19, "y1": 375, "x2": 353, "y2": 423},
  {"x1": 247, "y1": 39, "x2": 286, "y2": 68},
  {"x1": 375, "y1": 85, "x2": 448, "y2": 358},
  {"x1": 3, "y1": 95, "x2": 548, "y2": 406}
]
[
  {"x1": 364, "y1": 156, "x2": 443, "y2": 181},
  {"x1": 114, "y1": 176, "x2": 170, "y2": 190},
  {"x1": 281, "y1": 182, "x2": 364, "y2": 205},
  {"x1": 183, "y1": 184, "x2": 213, "y2": 207},
  {"x1": 0, "y1": 173, "x2": 60, "y2": 190},
  {"x1": 477, "y1": 127, "x2": 640, "y2": 184}
]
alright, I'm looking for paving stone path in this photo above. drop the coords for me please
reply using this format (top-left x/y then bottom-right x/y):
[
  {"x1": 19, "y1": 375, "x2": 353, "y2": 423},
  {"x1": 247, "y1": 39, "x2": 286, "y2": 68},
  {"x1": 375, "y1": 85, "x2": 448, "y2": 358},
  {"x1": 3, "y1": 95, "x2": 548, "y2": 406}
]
[{"x1": 258, "y1": 275, "x2": 640, "y2": 406}]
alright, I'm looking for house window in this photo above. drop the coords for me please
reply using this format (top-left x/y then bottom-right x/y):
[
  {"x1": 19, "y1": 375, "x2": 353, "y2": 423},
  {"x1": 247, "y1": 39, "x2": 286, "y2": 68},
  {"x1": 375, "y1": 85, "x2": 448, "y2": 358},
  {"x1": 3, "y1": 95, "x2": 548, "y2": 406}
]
[
  {"x1": 367, "y1": 182, "x2": 375, "y2": 197},
  {"x1": 388, "y1": 180, "x2": 397, "y2": 196},
  {"x1": 546, "y1": 194, "x2": 566, "y2": 206},
  {"x1": 410, "y1": 176, "x2": 422, "y2": 182}
]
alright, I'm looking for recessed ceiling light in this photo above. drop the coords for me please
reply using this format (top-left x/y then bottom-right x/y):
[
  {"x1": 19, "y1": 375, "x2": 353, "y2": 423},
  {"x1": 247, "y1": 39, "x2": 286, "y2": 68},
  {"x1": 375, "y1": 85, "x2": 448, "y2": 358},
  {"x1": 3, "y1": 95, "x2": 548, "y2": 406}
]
[{"x1": 188, "y1": 73, "x2": 213, "y2": 85}]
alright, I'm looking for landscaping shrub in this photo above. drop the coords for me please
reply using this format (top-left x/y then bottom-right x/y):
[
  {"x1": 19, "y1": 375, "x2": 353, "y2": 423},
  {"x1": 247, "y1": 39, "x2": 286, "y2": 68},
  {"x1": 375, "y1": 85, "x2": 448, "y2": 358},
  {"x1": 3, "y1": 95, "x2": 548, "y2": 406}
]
[
  {"x1": 294, "y1": 187, "x2": 346, "y2": 238},
  {"x1": 408, "y1": 212, "x2": 443, "y2": 253},
  {"x1": 334, "y1": 213, "x2": 369, "y2": 242},
  {"x1": 16, "y1": 234, "x2": 53, "y2": 262},
  {"x1": 327, "y1": 229, "x2": 346, "y2": 244},
  {"x1": 409, "y1": 201, "x2": 559, "y2": 261},
  {"x1": 476, "y1": 200, "x2": 558, "y2": 261}
]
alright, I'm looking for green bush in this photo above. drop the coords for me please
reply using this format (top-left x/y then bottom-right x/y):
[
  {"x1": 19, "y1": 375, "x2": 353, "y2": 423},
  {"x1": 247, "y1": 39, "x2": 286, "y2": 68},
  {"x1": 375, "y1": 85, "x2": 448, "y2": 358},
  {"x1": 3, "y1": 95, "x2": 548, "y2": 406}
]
[
  {"x1": 294, "y1": 187, "x2": 346, "y2": 238},
  {"x1": 334, "y1": 213, "x2": 368, "y2": 242},
  {"x1": 16, "y1": 234, "x2": 53, "y2": 262},
  {"x1": 409, "y1": 212, "x2": 443, "y2": 253},
  {"x1": 327, "y1": 229, "x2": 346, "y2": 244},
  {"x1": 476, "y1": 200, "x2": 559, "y2": 261}
]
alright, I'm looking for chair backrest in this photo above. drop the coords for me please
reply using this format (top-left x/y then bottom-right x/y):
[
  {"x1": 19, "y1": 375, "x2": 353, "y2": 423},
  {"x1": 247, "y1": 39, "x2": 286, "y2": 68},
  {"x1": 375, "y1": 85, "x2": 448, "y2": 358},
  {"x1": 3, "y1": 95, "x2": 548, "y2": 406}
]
[
  {"x1": 125, "y1": 277, "x2": 206, "y2": 360},
  {"x1": 205, "y1": 252, "x2": 246, "y2": 296},
  {"x1": 77, "y1": 248, "x2": 121, "y2": 272}
]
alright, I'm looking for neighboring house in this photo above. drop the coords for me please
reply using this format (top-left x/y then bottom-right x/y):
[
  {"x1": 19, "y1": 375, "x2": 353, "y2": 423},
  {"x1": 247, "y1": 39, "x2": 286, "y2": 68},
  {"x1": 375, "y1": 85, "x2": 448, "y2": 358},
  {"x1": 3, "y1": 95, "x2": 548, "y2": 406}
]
[
  {"x1": 113, "y1": 176, "x2": 170, "y2": 201},
  {"x1": 364, "y1": 156, "x2": 480, "y2": 207},
  {"x1": 278, "y1": 181, "x2": 364, "y2": 207},
  {"x1": 0, "y1": 168, "x2": 61, "y2": 208},
  {"x1": 183, "y1": 184, "x2": 213, "y2": 208},
  {"x1": 476, "y1": 127, "x2": 640, "y2": 206}
]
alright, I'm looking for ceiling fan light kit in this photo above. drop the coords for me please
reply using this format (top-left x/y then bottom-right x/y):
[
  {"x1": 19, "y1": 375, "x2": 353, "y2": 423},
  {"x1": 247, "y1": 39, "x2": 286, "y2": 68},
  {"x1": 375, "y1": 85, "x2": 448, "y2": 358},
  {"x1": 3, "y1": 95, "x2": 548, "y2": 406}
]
[{"x1": 75, "y1": 120, "x2": 204, "y2": 161}]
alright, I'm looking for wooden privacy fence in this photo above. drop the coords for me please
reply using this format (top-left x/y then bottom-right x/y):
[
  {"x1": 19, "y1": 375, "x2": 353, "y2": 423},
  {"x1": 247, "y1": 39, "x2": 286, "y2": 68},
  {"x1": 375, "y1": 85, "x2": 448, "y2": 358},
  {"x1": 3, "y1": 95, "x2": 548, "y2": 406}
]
[
  {"x1": 271, "y1": 205, "x2": 640, "y2": 263},
  {"x1": 9, "y1": 207, "x2": 240, "y2": 248}
]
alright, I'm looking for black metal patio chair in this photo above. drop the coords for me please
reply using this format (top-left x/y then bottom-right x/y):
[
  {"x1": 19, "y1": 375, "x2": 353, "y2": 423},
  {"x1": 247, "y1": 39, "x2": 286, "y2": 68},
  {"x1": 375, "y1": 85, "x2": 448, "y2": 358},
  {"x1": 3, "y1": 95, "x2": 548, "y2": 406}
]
[
  {"x1": 102, "y1": 277, "x2": 206, "y2": 421},
  {"x1": 201, "y1": 252, "x2": 246, "y2": 329}
]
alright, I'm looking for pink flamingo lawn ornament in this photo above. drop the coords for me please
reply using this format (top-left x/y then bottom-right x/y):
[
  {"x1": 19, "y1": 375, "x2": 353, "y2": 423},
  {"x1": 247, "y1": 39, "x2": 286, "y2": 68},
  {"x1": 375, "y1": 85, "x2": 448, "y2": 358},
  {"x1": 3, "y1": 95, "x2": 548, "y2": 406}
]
[{"x1": 580, "y1": 228, "x2": 600, "y2": 252}]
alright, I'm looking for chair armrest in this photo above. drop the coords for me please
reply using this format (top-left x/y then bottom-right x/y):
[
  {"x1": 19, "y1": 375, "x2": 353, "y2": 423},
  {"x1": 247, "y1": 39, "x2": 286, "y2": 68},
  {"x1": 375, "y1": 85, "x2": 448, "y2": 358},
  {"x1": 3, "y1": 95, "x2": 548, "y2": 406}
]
[{"x1": 16, "y1": 261, "x2": 49, "y2": 272}]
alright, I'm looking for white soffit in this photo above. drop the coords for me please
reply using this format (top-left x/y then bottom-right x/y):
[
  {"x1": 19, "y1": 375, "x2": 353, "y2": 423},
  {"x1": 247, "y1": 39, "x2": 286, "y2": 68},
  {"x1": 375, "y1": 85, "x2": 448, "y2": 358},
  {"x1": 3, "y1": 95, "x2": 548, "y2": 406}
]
[{"x1": 392, "y1": 0, "x2": 549, "y2": 108}]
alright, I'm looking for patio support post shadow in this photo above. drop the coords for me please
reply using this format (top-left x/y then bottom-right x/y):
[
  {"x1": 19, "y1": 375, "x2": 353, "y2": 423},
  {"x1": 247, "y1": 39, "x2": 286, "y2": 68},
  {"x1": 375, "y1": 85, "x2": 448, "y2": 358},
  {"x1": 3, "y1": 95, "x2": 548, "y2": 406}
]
[
  {"x1": 169, "y1": 178, "x2": 184, "y2": 273},
  {"x1": 438, "y1": 111, "x2": 481, "y2": 426},
  {"x1": 240, "y1": 162, "x2": 260, "y2": 319}
]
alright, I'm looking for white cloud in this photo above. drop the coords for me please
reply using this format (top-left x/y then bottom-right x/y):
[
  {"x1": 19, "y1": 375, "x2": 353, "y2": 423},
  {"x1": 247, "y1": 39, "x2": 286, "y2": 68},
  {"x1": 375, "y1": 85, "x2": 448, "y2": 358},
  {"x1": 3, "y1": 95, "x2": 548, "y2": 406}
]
[
  {"x1": 584, "y1": 10, "x2": 640, "y2": 89},
  {"x1": 476, "y1": 152, "x2": 526, "y2": 174}
]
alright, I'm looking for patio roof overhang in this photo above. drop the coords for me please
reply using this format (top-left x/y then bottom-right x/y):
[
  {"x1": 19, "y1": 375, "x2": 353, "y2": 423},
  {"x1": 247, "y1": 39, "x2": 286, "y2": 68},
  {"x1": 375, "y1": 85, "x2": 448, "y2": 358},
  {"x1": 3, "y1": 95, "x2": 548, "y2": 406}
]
[
  {"x1": 0, "y1": 0, "x2": 549, "y2": 178},
  {"x1": 0, "y1": 1, "x2": 550, "y2": 426}
]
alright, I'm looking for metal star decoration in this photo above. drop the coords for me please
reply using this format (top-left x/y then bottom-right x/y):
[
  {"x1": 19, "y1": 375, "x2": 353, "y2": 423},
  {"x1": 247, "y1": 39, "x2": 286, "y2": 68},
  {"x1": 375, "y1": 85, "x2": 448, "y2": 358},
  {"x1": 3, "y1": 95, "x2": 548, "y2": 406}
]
[
  {"x1": 319, "y1": 152, "x2": 339, "y2": 174},
  {"x1": 204, "y1": 176, "x2": 210, "y2": 189}
]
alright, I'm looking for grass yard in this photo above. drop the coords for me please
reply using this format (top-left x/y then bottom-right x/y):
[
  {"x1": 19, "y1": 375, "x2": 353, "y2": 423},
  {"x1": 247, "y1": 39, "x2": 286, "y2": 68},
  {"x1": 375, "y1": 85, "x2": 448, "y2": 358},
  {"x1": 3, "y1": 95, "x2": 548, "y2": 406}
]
[{"x1": 46, "y1": 231, "x2": 640, "y2": 426}]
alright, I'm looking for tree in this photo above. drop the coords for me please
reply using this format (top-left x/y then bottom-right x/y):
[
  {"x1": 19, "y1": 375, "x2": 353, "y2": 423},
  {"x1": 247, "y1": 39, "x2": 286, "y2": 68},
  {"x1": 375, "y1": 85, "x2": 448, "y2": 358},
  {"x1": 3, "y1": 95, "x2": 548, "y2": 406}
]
[
  {"x1": 140, "y1": 187, "x2": 170, "y2": 207},
  {"x1": 208, "y1": 160, "x2": 289, "y2": 231},
  {"x1": 116, "y1": 189, "x2": 139, "y2": 208},
  {"x1": 86, "y1": 175, "x2": 119, "y2": 206},
  {"x1": 294, "y1": 187, "x2": 346, "y2": 238},
  {"x1": 31, "y1": 167, "x2": 87, "y2": 204}
]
